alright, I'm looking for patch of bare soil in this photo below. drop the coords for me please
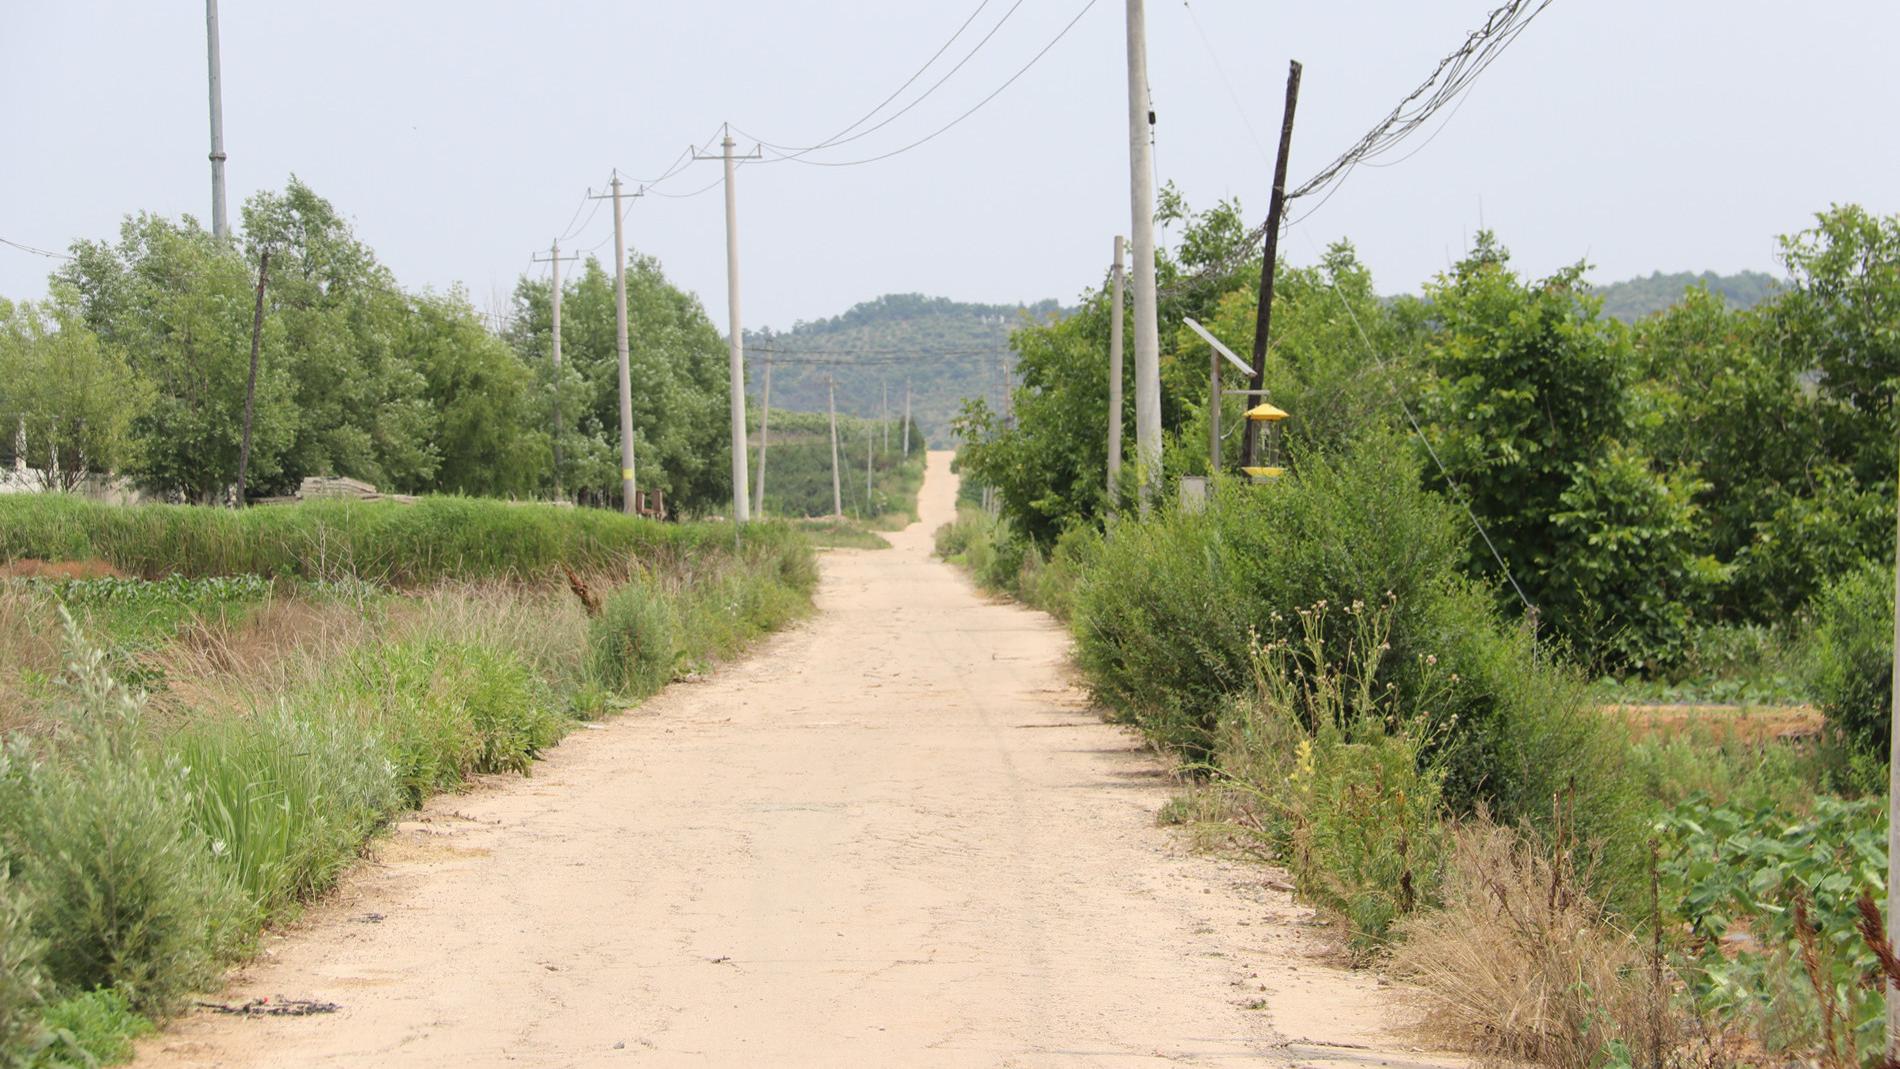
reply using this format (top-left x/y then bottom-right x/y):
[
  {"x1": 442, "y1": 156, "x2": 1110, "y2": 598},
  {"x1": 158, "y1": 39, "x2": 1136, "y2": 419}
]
[{"x1": 0, "y1": 557, "x2": 126, "y2": 580}]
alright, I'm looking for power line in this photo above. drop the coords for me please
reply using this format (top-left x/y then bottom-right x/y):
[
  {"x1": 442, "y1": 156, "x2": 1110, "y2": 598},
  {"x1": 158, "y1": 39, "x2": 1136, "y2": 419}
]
[
  {"x1": 740, "y1": 0, "x2": 1102, "y2": 169},
  {"x1": 743, "y1": 0, "x2": 1026, "y2": 161},
  {"x1": 0, "y1": 236, "x2": 73, "y2": 261},
  {"x1": 1179, "y1": 0, "x2": 1272, "y2": 169},
  {"x1": 1159, "y1": 0, "x2": 1555, "y2": 298}
]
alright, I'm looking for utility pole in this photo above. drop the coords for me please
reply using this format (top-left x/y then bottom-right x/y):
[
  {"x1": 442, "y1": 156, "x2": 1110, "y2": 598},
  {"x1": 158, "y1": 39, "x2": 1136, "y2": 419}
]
[
  {"x1": 694, "y1": 127, "x2": 763, "y2": 523},
  {"x1": 533, "y1": 240, "x2": 580, "y2": 497},
  {"x1": 902, "y1": 380, "x2": 912, "y2": 458},
  {"x1": 1108, "y1": 235, "x2": 1126, "y2": 516},
  {"x1": 1243, "y1": 60, "x2": 1303, "y2": 468},
  {"x1": 753, "y1": 356, "x2": 771, "y2": 517},
  {"x1": 204, "y1": 0, "x2": 229, "y2": 240},
  {"x1": 865, "y1": 413, "x2": 874, "y2": 516},
  {"x1": 881, "y1": 381, "x2": 890, "y2": 454},
  {"x1": 827, "y1": 377, "x2": 843, "y2": 519},
  {"x1": 235, "y1": 249, "x2": 270, "y2": 504},
  {"x1": 1125, "y1": 0, "x2": 1163, "y2": 509},
  {"x1": 1208, "y1": 335, "x2": 1221, "y2": 474},
  {"x1": 588, "y1": 174, "x2": 640, "y2": 513}
]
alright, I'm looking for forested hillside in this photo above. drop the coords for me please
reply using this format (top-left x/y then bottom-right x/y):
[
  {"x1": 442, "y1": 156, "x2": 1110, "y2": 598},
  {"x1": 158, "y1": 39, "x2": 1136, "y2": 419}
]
[
  {"x1": 1591, "y1": 268, "x2": 1783, "y2": 321},
  {"x1": 743, "y1": 293, "x2": 1064, "y2": 446}
]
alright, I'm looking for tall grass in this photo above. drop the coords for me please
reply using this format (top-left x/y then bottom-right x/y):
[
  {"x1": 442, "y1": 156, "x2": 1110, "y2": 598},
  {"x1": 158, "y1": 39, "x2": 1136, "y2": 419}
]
[
  {"x1": 0, "y1": 494, "x2": 810, "y2": 585},
  {"x1": 0, "y1": 516, "x2": 818, "y2": 1064}
]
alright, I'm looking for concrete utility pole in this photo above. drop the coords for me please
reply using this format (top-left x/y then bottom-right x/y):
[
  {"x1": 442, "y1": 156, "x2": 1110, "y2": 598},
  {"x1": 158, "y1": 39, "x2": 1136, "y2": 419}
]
[
  {"x1": 1108, "y1": 235, "x2": 1126, "y2": 515},
  {"x1": 1243, "y1": 60, "x2": 1304, "y2": 468},
  {"x1": 1125, "y1": 0, "x2": 1163, "y2": 509},
  {"x1": 204, "y1": 0, "x2": 229, "y2": 240},
  {"x1": 533, "y1": 241, "x2": 580, "y2": 497},
  {"x1": 881, "y1": 382, "x2": 890, "y2": 454},
  {"x1": 754, "y1": 356, "x2": 771, "y2": 516},
  {"x1": 589, "y1": 174, "x2": 639, "y2": 513},
  {"x1": 695, "y1": 128, "x2": 763, "y2": 523},
  {"x1": 902, "y1": 381, "x2": 912, "y2": 458},
  {"x1": 865, "y1": 414, "x2": 874, "y2": 516},
  {"x1": 827, "y1": 377, "x2": 843, "y2": 519}
]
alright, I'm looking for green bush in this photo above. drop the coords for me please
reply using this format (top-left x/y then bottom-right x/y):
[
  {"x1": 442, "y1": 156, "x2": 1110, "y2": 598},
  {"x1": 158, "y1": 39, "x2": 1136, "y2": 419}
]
[
  {"x1": 1, "y1": 741, "x2": 236, "y2": 1016},
  {"x1": 589, "y1": 582, "x2": 679, "y2": 698},
  {"x1": 33, "y1": 988, "x2": 153, "y2": 1068},
  {"x1": 1808, "y1": 559, "x2": 1894, "y2": 757},
  {"x1": 1071, "y1": 440, "x2": 1646, "y2": 898},
  {"x1": 0, "y1": 865, "x2": 45, "y2": 1068}
]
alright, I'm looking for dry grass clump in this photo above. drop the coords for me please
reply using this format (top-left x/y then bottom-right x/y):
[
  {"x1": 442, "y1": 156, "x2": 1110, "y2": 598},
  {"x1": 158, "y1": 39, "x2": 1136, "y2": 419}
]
[{"x1": 1392, "y1": 818, "x2": 1671, "y2": 1069}]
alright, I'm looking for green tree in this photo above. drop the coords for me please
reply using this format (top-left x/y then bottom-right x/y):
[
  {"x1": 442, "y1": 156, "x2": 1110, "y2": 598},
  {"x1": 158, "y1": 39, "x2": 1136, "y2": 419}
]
[
  {"x1": 0, "y1": 296, "x2": 148, "y2": 492},
  {"x1": 240, "y1": 177, "x2": 438, "y2": 493},
  {"x1": 56, "y1": 215, "x2": 296, "y2": 502},
  {"x1": 1421, "y1": 234, "x2": 1709, "y2": 670}
]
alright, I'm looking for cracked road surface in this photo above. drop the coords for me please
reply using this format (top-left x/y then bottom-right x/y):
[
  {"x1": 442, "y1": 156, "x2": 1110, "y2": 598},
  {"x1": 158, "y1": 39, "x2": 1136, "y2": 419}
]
[{"x1": 138, "y1": 452, "x2": 1445, "y2": 1068}]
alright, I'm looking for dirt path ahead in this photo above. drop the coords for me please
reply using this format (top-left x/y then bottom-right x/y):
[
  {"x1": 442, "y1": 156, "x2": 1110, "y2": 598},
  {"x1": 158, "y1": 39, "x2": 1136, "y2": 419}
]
[{"x1": 140, "y1": 452, "x2": 1447, "y2": 1068}]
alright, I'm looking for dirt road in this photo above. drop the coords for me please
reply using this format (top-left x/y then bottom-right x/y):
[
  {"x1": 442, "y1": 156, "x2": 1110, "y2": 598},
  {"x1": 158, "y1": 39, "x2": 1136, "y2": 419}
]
[{"x1": 140, "y1": 452, "x2": 1445, "y2": 1068}]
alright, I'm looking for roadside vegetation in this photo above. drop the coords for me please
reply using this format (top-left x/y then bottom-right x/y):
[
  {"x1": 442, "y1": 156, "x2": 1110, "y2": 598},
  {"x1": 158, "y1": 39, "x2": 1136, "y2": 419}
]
[
  {"x1": 0, "y1": 498, "x2": 816, "y2": 1067},
  {"x1": 942, "y1": 196, "x2": 1900, "y2": 1066}
]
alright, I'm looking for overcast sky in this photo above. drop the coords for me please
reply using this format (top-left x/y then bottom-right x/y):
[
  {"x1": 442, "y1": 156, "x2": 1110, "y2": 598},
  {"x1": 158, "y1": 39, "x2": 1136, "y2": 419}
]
[{"x1": 4, "y1": 1, "x2": 1895, "y2": 329}]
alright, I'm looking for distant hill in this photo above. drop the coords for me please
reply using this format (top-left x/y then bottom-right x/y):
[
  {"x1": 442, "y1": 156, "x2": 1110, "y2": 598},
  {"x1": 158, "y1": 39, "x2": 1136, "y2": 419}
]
[
  {"x1": 1592, "y1": 270, "x2": 1784, "y2": 322},
  {"x1": 745, "y1": 293, "x2": 1065, "y2": 447}
]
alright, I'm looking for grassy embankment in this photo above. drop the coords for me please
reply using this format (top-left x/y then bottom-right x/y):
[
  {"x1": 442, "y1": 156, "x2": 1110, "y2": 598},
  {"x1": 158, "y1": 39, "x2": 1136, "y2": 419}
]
[
  {"x1": 0, "y1": 495, "x2": 816, "y2": 1068},
  {"x1": 940, "y1": 447, "x2": 1893, "y2": 1068}
]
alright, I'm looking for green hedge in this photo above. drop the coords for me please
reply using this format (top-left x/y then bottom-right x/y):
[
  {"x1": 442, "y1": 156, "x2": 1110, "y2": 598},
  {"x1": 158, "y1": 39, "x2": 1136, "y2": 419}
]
[{"x1": 0, "y1": 494, "x2": 806, "y2": 585}]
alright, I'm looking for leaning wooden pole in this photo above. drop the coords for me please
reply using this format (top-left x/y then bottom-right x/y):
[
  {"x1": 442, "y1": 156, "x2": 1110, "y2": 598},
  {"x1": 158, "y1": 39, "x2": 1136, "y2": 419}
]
[
  {"x1": 235, "y1": 248, "x2": 270, "y2": 506},
  {"x1": 1243, "y1": 60, "x2": 1302, "y2": 469}
]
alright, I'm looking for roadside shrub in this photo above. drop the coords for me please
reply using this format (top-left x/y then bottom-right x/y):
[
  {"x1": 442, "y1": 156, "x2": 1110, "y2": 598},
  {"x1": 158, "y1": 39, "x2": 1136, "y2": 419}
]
[
  {"x1": 1392, "y1": 820, "x2": 1665, "y2": 1069},
  {"x1": 34, "y1": 988, "x2": 153, "y2": 1068},
  {"x1": 1213, "y1": 601, "x2": 1447, "y2": 952},
  {"x1": 589, "y1": 582, "x2": 679, "y2": 698},
  {"x1": 1071, "y1": 439, "x2": 1647, "y2": 900},
  {"x1": 0, "y1": 865, "x2": 45, "y2": 1067},
  {"x1": 0, "y1": 627, "x2": 242, "y2": 1015},
  {"x1": 1808, "y1": 559, "x2": 1893, "y2": 758}
]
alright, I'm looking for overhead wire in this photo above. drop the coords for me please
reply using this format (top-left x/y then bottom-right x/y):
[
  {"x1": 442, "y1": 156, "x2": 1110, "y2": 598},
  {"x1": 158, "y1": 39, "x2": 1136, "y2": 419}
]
[
  {"x1": 1179, "y1": 0, "x2": 1272, "y2": 169},
  {"x1": 747, "y1": 0, "x2": 1102, "y2": 169},
  {"x1": 1159, "y1": 0, "x2": 1555, "y2": 298},
  {"x1": 0, "y1": 236, "x2": 73, "y2": 260},
  {"x1": 743, "y1": 0, "x2": 1026, "y2": 161}
]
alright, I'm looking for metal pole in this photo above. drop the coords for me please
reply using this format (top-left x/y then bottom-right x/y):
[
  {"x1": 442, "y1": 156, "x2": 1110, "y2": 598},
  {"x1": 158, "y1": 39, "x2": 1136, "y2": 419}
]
[
  {"x1": 1126, "y1": 0, "x2": 1163, "y2": 510},
  {"x1": 204, "y1": 0, "x2": 229, "y2": 240},
  {"x1": 1108, "y1": 235, "x2": 1126, "y2": 517},
  {"x1": 754, "y1": 356, "x2": 771, "y2": 517},
  {"x1": 611, "y1": 173, "x2": 636, "y2": 513},
  {"x1": 827, "y1": 376, "x2": 843, "y2": 519},
  {"x1": 902, "y1": 380, "x2": 912, "y2": 458},
  {"x1": 1208, "y1": 341, "x2": 1220, "y2": 474},
  {"x1": 1244, "y1": 60, "x2": 1303, "y2": 468},
  {"x1": 721, "y1": 130, "x2": 751, "y2": 523}
]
